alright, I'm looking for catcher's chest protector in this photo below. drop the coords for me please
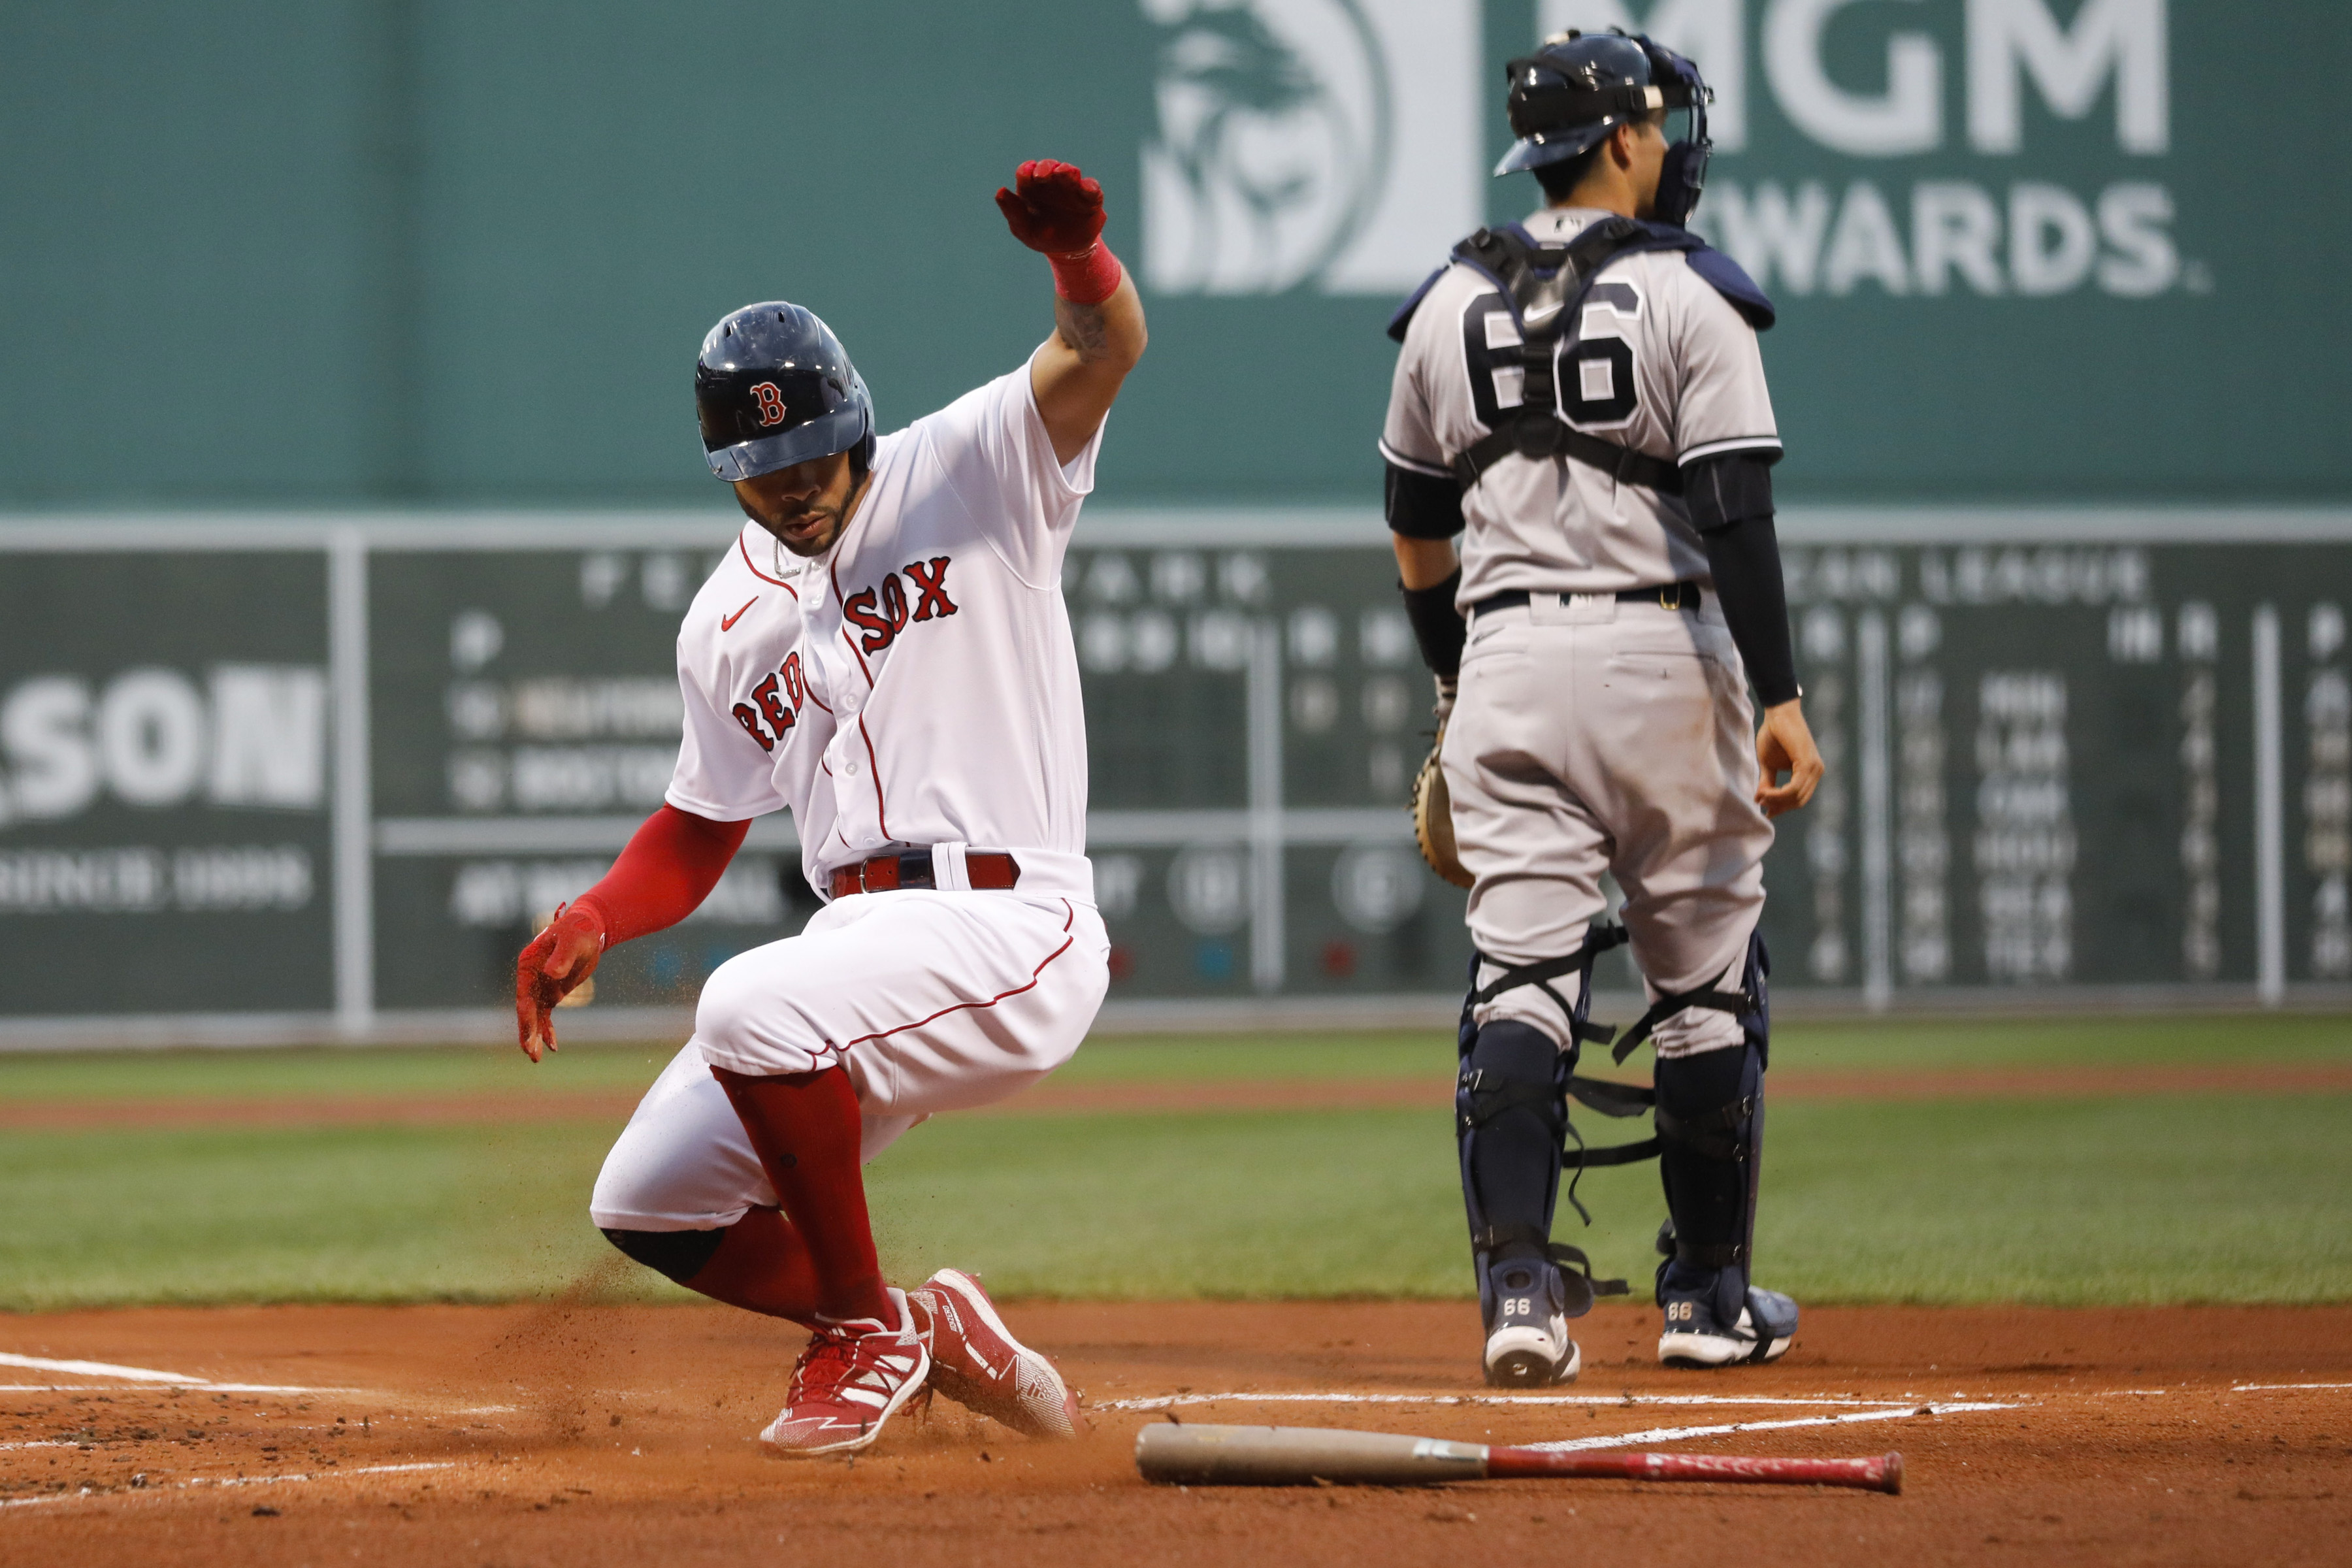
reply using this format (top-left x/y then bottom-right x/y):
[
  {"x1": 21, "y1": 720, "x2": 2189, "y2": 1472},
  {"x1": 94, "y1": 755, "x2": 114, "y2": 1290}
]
[{"x1": 1401, "y1": 220, "x2": 1767, "y2": 494}]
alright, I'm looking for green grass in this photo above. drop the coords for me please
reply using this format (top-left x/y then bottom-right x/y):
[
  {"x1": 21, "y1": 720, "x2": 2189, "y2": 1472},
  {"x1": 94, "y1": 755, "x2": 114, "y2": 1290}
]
[
  {"x1": 0, "y1": 1042, "x2": 678, "y2": 1101},
  {"x1": 3, "y1": 1012, "x2": 2345, "y2": 1101},
  {"x1": 0, "y1": 1123, "x2": 609, "y2": 1309},
  {"x1": 867, "y1": 1093, "x2": 2352, "y2": 1305},
  {"x1": 2, "y1": 1015, "x2": 2349, "y2": 1311}
]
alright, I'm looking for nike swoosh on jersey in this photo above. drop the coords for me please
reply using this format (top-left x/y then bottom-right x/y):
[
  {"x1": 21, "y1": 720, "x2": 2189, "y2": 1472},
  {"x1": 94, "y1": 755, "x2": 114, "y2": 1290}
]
[{"x1": 721, "y1": 598, "x2": 758, "y2": 631}]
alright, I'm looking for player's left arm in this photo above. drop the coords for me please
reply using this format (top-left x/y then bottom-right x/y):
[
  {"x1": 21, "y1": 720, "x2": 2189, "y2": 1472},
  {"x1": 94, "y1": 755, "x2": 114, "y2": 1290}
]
[
  {"x1": 996, "y1": 160, "x2": 1148, "y2": 464},
  {"x1": 1686, "y1": 462, "x2": 1821, "y2": 818},
  {"x1": 1672, "y1": 280, "x2": 1822, "y2": 817}
]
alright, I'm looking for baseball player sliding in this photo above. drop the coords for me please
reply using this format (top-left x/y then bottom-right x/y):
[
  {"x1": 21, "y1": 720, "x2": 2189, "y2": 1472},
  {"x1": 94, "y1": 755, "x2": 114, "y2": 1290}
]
[
  {"x1": 512, "y1": 161, "x2": 1144, "y2": 1457},
  {"x1": 1383, "y1": 32, "x2": 1822, "y2": 1386}
]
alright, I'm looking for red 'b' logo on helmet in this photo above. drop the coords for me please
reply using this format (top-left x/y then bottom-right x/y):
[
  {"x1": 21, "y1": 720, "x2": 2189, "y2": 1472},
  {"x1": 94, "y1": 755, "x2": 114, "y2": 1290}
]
[{"x1": 750, "y1": 383, "x2": 788, "y2": 427}]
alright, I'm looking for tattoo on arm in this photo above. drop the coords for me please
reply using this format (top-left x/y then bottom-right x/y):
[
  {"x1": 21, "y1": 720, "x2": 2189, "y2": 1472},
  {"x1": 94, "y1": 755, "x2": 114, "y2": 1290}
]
[{"x1": 1054, "y1": 296, "x2": 1112, "y2": 362}]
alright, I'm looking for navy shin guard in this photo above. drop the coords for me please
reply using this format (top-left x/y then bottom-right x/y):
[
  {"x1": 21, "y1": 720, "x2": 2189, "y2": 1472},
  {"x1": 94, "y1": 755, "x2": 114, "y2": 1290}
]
[
  {"x1": 1456, "y1": 1015, "x2": 1623, "y2": 1324},
  {"x1": 1652, "y1": 929, "x2": 1771, "y2": 1324},
  {"x1": 1458, "y1": 1019, "x2": 1567, "y2": 1271},
  {"x1": 1652, "y1": 1041, "x2": 1762, "y2": 1323}
]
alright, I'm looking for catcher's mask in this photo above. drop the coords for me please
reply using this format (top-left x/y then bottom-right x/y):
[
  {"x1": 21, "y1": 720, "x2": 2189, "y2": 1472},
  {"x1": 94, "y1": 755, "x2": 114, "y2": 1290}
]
[{"x1": 1495, "y1": 29, "x2": 1714, "y2": 229}]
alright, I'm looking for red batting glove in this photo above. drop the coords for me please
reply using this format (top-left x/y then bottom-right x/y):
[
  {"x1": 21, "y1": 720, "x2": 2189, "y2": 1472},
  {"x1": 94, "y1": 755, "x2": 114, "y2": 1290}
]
[
  {"x1": 996, "y1": 160, "x2": 1105, "y2": 253},
  {"x1": 514, "y1": 899, "x2": 606, "y2": 1062},
  {"x1": 995, "y1": 159, "x2": 1123, "y2": 304}
]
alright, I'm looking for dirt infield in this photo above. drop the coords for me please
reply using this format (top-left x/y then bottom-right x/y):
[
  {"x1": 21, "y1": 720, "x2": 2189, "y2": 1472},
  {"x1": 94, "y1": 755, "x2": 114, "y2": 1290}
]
[
  {"x1": 3, "y1": 1302, "x2": 2347, "y2": 1566},
  {"x1": 10, "y1": 1060, "x2": 2352, "y2": 1130}
]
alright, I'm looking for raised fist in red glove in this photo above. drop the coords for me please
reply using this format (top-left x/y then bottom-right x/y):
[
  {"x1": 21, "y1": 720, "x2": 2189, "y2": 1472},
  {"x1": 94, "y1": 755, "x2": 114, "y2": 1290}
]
[
  {"x1": 514, "y1": 900, "x2": 606, "y2": 1062},
  {"x1": 996, "y1": 160, "x2": 1105, "y2": 255},
  {"x1": 996, "y1": 160, "x2": 1122, "y2": 304}
]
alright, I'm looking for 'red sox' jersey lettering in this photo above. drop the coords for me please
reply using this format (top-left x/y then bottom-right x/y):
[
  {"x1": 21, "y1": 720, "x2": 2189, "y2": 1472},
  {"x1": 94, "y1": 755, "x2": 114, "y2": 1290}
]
[
  {"x1": 730, "y1": 650, "x2": 808, "y2": 751},
  {"x1": 665, "y1": 526, "x2": 838, "y2": 901},
  {"x1": 842, "y1": 555, "x2": 959, "y2": 654}
]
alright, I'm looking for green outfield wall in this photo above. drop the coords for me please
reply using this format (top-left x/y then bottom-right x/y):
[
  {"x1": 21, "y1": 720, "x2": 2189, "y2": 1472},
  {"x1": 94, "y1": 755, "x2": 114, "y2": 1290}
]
[{"x1": 3, "y1": 1, "x2": 2345, "y2": 510}]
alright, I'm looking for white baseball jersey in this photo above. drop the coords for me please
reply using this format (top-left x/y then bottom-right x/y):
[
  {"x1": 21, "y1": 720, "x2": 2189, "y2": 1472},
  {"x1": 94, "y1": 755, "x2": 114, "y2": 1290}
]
[
  {"x1": 1380, "y1": 206, "x2": 1780, "y2": 603},
  {"x1": 796, "y1": 355, "x2": 1102, "y2": 902},
  {"x1": 666, "y1": 525, "x2": 840, "y2": 893}
]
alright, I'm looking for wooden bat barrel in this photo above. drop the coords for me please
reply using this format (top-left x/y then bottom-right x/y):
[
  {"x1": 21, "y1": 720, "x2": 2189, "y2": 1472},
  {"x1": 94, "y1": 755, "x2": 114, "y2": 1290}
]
[{"x1": 1135, "y1": 1423, "x2": 1490, "y2": 1486}]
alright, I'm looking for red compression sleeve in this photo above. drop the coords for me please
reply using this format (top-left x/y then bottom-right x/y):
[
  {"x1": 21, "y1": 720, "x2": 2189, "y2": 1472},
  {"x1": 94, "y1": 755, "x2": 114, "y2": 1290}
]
[
  {"x1": 570, "y1": 804, "x2": 749, "y2": 949},
  {"x1": 713, "y1": 1066, "x2": 889, "y2": 1322}
]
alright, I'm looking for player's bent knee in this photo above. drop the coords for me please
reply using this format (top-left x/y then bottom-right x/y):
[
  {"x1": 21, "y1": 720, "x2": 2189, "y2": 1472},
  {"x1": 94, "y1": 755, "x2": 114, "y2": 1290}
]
[
  {"x1": 689, "y1": 952, "x2": 802, "y2": 1064},
  {"x1": 600, "y1": 1226, "x2": 727, "y2": 1286},
  {"x1": 1467, "y1": 1018, "x2": 1564, "y2": 1081},
  {"x1": 689, "y1": 954, "x2": 760, "y2": 1041}
]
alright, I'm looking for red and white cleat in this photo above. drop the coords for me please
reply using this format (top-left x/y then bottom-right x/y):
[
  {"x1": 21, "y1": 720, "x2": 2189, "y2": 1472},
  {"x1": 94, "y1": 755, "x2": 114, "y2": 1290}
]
[
  {"x1": 759, "y1": 1288, "x2": 931, "y2": 1458},
  {"x1": 906, "y1": 1268, "x2": 1080, "y2": 1440}
]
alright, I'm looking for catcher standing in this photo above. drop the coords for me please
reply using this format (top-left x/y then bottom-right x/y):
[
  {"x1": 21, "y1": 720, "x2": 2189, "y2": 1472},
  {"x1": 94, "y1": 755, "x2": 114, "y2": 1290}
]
[
  {"x1": 1380, "y1": 31, "x2": 1822, "y2": 1386},
  {"x1": 514, "y1": 161, "x2": 1143, "y2": 1456}
]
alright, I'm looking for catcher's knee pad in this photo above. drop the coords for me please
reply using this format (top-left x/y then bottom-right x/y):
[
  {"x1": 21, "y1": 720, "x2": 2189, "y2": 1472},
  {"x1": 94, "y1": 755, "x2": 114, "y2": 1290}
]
[{"x1": 600, "y1": 1225, "x2": 725, "y2": 1286}]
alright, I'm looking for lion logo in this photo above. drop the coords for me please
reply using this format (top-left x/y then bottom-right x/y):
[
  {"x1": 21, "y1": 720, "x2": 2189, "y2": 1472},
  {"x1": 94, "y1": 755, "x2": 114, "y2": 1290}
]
[{"x1": 1140, "y1": 0, "x2": 1394, "y2": 295}]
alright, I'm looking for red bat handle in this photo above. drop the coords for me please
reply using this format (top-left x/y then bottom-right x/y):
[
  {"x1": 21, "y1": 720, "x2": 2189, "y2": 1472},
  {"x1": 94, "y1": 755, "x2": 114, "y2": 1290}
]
[{"x1": 1487, "y1": 1448, "x2": 1903, "y2": 1495}]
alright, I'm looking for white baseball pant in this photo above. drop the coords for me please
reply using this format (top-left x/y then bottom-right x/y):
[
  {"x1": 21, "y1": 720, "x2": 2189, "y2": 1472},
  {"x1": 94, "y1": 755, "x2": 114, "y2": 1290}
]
[
  {"x1": 590, "y1": 890, "x2": 1109, "y2": 1232},
  {"x1": 1441, "y1": 591, "x2": 1774, "y2": 1059}
]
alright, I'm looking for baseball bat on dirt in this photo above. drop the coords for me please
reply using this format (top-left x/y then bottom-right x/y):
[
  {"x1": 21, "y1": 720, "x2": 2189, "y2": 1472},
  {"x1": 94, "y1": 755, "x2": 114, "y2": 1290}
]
[{"x1": 1134, "y1": 1423, "x2": 1902, "y2": 1495}]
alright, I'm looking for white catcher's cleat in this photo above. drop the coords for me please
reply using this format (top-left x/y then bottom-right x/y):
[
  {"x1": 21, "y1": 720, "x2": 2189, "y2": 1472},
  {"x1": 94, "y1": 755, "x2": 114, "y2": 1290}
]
[
  {"x1": 1658, "y1": 1277, "x2": 1799, "y2": 1369},
  {"x1": 1480, "y1": 1255, "x2": 1582, "y2": 1387}
]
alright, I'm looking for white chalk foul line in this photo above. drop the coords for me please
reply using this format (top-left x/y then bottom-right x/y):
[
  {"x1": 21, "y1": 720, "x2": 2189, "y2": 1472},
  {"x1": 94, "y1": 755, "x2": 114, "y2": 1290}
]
[
  {"x1": 1095, "y1": 1392, "x2": 1898, "y2": 1413},
  {"x1": 0, "y1": 1460, "x2": 461, "y2": 1511},
  {"x1": 0, "y1": 1353, "x2": 206, "y2": 1385},
  {"x1": 204, "y1": 1461, "x2": 460, "y2": 1490},
  {"x1": 1525, "y1": 1401, "x2": 2017, "y2": 1453},
  {"x1": 0, "y1": 1352, "x2": 332, "y2": 1396},
  {"x1": 2232, "y1": 1382, "x2": 2352, "y2": 1392}
]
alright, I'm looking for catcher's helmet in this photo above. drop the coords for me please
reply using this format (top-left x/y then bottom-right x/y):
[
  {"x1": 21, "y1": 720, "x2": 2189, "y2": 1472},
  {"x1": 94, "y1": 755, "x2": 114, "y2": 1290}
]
[
  {"x1": 694, "y1": 302, "x2": 875, "y2": 482},
  {"x1": 1494, "y1": 29, "x2": 1714, "y2": 226}
]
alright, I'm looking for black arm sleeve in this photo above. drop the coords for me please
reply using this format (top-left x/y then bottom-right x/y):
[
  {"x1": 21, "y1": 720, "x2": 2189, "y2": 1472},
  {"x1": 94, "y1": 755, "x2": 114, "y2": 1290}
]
[
  {"x1": 1385, "y1": 461, "x2": 1465, "y2": 540},
  {"x1": 1399, "y1": 568, "x2": 1467, "y2": 681},
  {"x1": 1682, "y1": 453, "x2": 1799, "y2": 708}
]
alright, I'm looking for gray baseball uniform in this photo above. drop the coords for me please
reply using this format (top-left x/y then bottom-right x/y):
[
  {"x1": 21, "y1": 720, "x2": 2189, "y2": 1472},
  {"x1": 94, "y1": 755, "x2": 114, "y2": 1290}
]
[{"x1": 1381, "y1": 206, "x2": 1780, "y2": 1057}]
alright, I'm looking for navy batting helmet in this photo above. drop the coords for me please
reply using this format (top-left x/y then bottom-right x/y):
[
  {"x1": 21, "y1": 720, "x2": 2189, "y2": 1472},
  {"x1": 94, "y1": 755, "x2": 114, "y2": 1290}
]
[
  {"x1": 694, "y1": 302, "x2": 875, "y2": 482},
  {"x1": 1495, "y1": 29, "x2": 1714, "y2": 225}
]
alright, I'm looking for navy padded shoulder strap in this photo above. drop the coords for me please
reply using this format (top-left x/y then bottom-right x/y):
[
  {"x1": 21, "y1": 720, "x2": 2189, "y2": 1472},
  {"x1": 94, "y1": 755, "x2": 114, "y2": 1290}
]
[
  {"x1": 1684, "y1": 246, "x2": 1776, "y2": 331},
  {"x1": 1386, "y1": 221, "x2": 1772, "y2": 340},
  {"x1": 1386, "y1": 264, "x2": 1449, "y2": 344},
  {"x1": 1445, "y1": 220, "x2": 1546, "y2": 299},
  {"x1": 1462, "y1": 220, "x2": 1703, "y2": 336},
  {"x1": 1390, "y1": 220, "x2": 1618, "y2": 342}
]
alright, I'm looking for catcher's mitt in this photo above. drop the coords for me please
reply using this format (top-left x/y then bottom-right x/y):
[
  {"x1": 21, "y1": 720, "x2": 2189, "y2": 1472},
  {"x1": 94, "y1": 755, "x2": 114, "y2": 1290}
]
[{"x1": 1412, "y1": 728, "x2": 1473, "y2": 889}]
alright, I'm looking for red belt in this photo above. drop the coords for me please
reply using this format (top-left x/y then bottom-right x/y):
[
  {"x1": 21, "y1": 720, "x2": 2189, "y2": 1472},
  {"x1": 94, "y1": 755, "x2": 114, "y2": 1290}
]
[{"x1": 829, "y1": 848, "x2": 1020, "y2": 900}]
